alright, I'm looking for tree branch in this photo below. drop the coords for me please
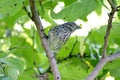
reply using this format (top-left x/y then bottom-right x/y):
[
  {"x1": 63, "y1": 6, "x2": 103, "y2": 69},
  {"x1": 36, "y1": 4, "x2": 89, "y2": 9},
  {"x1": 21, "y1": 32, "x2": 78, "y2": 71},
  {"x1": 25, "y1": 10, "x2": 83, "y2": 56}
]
[
  {"x1": 28, "y1": 0, "x2": 61, "y2": 80},
  {"x1": 86, "y1": 0, "x2": 119, "y2": 80},
  {"x1": 86, "y1": 51, "x2": 120, "y2": 80},
  {"x1": 102, "y1": 0, "x2": 116, "y2": 58}
]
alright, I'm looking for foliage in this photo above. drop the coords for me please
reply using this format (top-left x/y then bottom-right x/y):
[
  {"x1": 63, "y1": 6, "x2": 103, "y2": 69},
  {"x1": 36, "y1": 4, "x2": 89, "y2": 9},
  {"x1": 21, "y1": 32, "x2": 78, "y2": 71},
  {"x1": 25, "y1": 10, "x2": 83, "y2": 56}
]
[{"x1": 0, "y1": 0, "x2": 120, "y2": 80}]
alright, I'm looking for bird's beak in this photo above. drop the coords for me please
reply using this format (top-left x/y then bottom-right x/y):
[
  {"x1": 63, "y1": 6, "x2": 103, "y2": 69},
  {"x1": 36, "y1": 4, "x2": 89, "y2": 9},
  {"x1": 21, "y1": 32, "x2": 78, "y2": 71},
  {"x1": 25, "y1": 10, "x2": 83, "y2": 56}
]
[{"x1": 79, "y1": 24, "x2": 82, "y2": 29}]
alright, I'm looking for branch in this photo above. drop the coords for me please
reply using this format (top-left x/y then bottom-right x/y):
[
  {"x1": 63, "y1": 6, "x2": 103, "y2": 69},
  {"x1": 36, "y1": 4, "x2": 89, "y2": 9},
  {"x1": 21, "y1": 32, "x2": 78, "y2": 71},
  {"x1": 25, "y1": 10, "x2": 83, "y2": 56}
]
[
  {"x1": 86, "y1": 0, "x2": 118, "y2": 80},
  {"x1": 28, "y1": 0, "x2": 61, "y2": 80},
  {"x1": 86, "y1": 51, "x2": 120, "y2": 80},
  {"x1": 102, "y1": 0, "x2": 116, "y2": 58}
]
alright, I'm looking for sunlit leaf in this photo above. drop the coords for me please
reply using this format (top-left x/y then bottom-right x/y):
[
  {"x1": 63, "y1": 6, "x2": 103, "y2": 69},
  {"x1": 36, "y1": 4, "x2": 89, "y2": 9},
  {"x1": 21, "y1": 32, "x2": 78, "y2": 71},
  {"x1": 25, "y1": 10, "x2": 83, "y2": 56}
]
[
  {"x1": 50, "y1": 0, "x2": 99, "y2": 21},
  {"x1": 80, "y1": 37, "x2": 86, "y2": 56}
]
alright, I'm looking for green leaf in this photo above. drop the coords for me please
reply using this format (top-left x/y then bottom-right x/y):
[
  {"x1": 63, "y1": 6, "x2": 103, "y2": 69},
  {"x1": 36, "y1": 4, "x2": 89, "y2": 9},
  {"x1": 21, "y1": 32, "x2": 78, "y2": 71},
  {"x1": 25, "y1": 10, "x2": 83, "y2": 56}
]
[
  {"x1": 110, "y1": 68, "x2": 120, "y2": 78},
  {"x1": 50, "y1": 0, "x2": 98, "y2": 21},
  {"x1": 0, "y1": 77, "x2": 8, "y2": 80},
  {"x1": 80, "y1": 37, "x2": 86, "y2": 56},
  {"x1": 58, "y1": 58, "x2": 88, "y2": 80},
  {"x1": 61, "y1": 0, "x2": 77, "y2": 6},
  {"x1": 88, "y1": 23, "x2": 120, "y2": 45},
  {"x1": 116, "y1": 0, "x2": 120, "y2": 5},
  {"x1": 0, "y1": 57, "x2": 25, "y2": 80},
  {"x1": 7, "y1": 67, "x2": 18, "y2": 80},
  {"x1": 104, "y1": 58, "x2": 120, "y2": 70},
  {"x1": 0, "y1": 0, "x2": 24, "y2": 18},
  {"x1": 18, "y1": 70, "x2": 38, "y2": 80},
  {"x1": 10, "y1": 35, "x2": 49, "y2": 73},
  {"x1": 95, "y1": 0, "x2": 102, "y2": 15},
  {"x1": 104, "y1": 58, "x2": 120, "y2": 78},
  {"x1": 117, "y1": 10, "x2": 120, "y2": 20},
  {"x1": 4, "y1": 57, "x2": 25, "y2": 73},
  {"x1": 38, "y1": 0, "x2": 57, "y2": 25},
  {"x1": 115, "y1": 76, "x2": 120, "y2": 80},
  {"x1": 56, "y1": 36, "x2": 80, "y2": 59}
]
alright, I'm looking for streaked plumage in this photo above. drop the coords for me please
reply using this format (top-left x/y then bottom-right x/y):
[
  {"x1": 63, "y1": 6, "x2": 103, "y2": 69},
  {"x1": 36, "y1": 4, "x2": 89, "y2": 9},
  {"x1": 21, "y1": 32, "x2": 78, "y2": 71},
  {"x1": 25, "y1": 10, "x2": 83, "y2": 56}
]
[{"x1": 47, "y1": 22, "x2": 80, "y2": 53}]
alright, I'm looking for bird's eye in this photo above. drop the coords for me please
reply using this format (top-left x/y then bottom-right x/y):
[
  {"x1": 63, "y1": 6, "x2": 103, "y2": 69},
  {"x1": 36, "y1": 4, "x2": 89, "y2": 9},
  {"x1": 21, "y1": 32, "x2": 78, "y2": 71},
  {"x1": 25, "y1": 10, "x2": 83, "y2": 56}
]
[{"x1": 69, "y1": 24, "x2": 72, "y2": 26}]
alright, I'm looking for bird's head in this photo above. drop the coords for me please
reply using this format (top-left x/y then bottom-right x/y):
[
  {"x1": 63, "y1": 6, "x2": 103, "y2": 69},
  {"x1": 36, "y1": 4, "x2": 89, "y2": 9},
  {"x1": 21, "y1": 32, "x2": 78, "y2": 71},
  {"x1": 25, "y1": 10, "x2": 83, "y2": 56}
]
[{"x1": 63, "y1": 22, "x2": 81, "y2": 32}]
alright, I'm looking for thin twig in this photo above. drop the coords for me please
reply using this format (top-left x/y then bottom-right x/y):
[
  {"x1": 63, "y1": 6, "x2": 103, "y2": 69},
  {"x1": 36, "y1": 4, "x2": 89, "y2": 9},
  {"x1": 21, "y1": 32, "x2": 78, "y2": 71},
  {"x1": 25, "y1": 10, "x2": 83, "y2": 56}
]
[
  {"x1": 102, "y1": 0, "x2": 116, "y2": 58},
  {"x1": 28, "y1": 0, "x2": 61, "y2": 80}
]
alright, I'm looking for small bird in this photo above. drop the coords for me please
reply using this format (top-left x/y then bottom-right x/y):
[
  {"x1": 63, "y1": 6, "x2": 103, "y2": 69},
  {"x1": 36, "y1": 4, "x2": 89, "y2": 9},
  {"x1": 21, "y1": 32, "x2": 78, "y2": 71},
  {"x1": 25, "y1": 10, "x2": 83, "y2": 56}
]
[{"x1": 47, "y1": 22, "x2": 80, "y2": 53}]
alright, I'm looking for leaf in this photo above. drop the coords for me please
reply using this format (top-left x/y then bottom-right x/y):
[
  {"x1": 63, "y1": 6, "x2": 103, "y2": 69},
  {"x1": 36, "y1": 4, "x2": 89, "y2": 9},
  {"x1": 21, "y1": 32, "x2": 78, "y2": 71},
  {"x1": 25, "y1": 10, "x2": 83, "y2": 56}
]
[
  {"x1": 88, "y1": 23, "x2": 120, "y2": 45},
  {"x1": 10, "y1": 35, "x2": 49, "y2": 73},
  {"x1": 79, "y1": 37, "x2": 86, "y2": 56},
  {"x1": 61, "y1": 0, "x2": 77, "y2": 6},
  {"x1": 56, "y1": 36, "x2": 80, "y2": 59},
  {"x1": 110, "y1": 68, "x2": 120, "y2": 78},
  {"x1": 117, "y1": 10, "x2": 120, "y2": 20},
  {"x1": 116, "y1": 0, "x2": 120, "y2": 5},
  {"x1": 104, "y1": 58, "x2": 120, "y2": 70},
  {"x1": 50, "y1": 0, "x2": 99, "y2": 21},
  {"x1": 4, "y1": 57, "x2": 25, "y2": 73},
  {"x1": 103, "y1": 58, "x2": 120, "y2": 78},
  {"x1": 0, "y1": 77, "x2": 9, "y2": 80},
  {"x1": 0, "y1": 0, "x2": 24, "y2": 18},
  {"x1": 38, "y1": 0, "x2": 57, "y2": 25},
  {"x1": 115, "y1": 76, "x2": 120, "y2": 80},
  {"x1": 95, "y1": 0, "x2": 102, "y2": 15},
  {"x1": 7, "y1": 67, "x2": 18, "y2": 80},
  {"x1": 18, "y1": 70, "x2": 38, "y2": 80},
  {"x1": 58, "y1": 58, "x2": 88, "y2": 80},
  {"x1": 0, "y1": 57, "x2": 25, "y2": 80}
]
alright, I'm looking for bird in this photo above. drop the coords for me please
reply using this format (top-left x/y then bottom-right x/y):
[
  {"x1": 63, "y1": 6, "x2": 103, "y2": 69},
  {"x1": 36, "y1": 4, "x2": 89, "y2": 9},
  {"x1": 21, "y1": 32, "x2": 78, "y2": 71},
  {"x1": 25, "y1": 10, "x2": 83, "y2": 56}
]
[{"x1": 47, "y1": 22, "x2": 81, "y2": 54}]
